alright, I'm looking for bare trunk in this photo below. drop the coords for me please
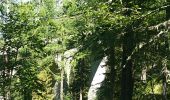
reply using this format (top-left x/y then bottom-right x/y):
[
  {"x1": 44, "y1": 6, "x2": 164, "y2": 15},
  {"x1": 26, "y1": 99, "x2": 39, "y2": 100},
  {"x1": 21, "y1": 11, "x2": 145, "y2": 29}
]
[
  {"x1": 60, "y1": 68, "x2": 64, "y2": 100},
  {"x1": 105, "y1": 47, "x2": 115, "y2": 100},
  {"x1": 120, "y1": 1, "x2": 135, "y2": 99},
  {"x1": 120, "y1": 30, "x2": 135, "y2": 100},
  {"x1": 162, "y1": 62, "x2": 168, "y2": 100},
  {"x1": 2, "y1": 48, "x2": 10, "y2": 100},
  {"x1": 162, "y1": 75, "x2": 167, "y2": 100},
  {"x1": 166, "y1": 0, "x2": 170, "y2": 20},
  {"x1": 162, "y1": 1, "x2": 170, "y2": 99}
]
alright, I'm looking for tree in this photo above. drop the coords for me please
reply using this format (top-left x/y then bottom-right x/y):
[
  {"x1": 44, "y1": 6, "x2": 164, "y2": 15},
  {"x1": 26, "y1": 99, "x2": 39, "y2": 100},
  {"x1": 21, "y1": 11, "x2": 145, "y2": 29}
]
[
  {"x1": 0, "y1": 1, "x2": 45, "y2": 99},
  {"x1": 1, "y1": 0, "x2": 170, "y2": 99}
]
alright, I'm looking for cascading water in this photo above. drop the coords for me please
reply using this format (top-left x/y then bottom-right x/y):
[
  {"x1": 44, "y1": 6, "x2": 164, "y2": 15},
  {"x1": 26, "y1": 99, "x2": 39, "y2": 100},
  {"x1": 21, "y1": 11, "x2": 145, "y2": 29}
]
[{"x1": 87, "y1": 57, "x2": 107, "y2": 100}]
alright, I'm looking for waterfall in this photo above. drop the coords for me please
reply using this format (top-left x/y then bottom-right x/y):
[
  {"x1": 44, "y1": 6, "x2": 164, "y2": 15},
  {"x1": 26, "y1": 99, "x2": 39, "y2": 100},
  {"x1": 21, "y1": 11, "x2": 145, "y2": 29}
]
[
  {"x1": 88, "y1": 57, "x2": 107, "y2": 100},
  {"x1": 55, "y1": 48, "x2": 108, "y2": 99},
  {"x1": 55, "y1": 48, "x2": 78, "y2": 85}
]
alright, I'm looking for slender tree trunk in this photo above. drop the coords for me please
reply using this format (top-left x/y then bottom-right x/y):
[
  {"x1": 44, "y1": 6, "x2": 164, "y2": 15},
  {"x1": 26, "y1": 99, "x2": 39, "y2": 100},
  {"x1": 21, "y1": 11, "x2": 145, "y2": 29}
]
[
  {"x1": 2, "y1": 49, "x2": 9, "y2": 100},
  {"x1": 162, "y1": 70, "x2": 167, "y2": 100},
  {"x1": 60, "y1": 68, "x2": 64, "y2": 100},
  {"x1": 120, "y1": 30, "x2": 135, "y2": 100},
  {"x1": 120, "y1": 0, "x2": 135, "y2": 99},
  {"x1": 2, "y1": 83, "x2": 6, "y2": 100},
  {"x1": 162, "y1": 40, "x2": 168, "y2": 100},
  {"x1": 166, "y1": 0, "x2": 170, "y2": 20},
  {"x1": 2, "y1": 62, "x2": 6, "y2": 100},
  {"x1": 106, "y1": 47, "x2": 115, "y2": 100},
  {"x1": 162, "y1": 1, "x2": 170, "y2": 99}
]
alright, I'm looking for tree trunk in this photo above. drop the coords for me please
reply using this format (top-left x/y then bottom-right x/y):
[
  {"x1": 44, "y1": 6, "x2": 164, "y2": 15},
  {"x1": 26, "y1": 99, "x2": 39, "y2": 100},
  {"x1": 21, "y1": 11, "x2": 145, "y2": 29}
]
[
  {"x1": 60, "y1": 68, "x2": 64, "y2": 100},
  {"x1": 106, "y1": 48, "x2": 115, "y2": 100},
  {"x1": 2, "y1": 49, "x2": 10, "y2": 100},
  {"x1": 162, "y1": 1, "x2": 170, "y2": 99},
  {"x1": 120, "y1": 30, "x2": 135, "y2": 100},
  {"x1": 166, "y1": 0, "x2": 170, "y2": 20},
  {"x1": 120, "y1": 0, "x2": 135, "y2": 99},
  {"x1": 162, "y1": 71, "x2": 167, "y2": 100}
]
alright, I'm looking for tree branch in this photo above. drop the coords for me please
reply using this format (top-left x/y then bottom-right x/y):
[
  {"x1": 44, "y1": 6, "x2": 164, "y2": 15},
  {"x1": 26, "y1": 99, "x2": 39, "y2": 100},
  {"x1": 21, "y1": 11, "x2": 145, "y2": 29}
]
[{"x1": 148, "y1": 19, "x2": 170, "y2": 31}]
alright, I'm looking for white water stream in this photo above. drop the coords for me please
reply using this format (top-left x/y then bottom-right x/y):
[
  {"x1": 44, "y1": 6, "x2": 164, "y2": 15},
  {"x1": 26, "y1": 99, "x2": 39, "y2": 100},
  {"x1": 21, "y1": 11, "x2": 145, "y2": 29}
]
[{"x1": 87, "y1": 57, "x2": 107, "y2": 100}]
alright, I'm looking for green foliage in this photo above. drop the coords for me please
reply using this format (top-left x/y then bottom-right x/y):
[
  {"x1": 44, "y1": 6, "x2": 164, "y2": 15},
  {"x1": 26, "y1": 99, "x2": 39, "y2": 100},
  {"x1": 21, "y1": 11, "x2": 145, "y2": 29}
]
[{"x1": 0, "y1": 0, "x2": 170, "y2": 99}]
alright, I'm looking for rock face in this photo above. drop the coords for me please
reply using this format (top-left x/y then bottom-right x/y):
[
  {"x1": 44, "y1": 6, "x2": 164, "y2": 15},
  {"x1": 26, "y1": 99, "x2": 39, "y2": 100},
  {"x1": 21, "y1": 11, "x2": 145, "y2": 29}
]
[{"x1": 87, "y1": 57, "x2": 107, "y2": 100}]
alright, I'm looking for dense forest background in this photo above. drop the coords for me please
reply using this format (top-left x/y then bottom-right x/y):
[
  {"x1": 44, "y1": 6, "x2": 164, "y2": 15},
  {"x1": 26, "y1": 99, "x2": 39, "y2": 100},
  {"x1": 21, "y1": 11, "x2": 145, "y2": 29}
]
[{"x1": 0, "y1": 0, "x2": 170, "y2": 100}]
